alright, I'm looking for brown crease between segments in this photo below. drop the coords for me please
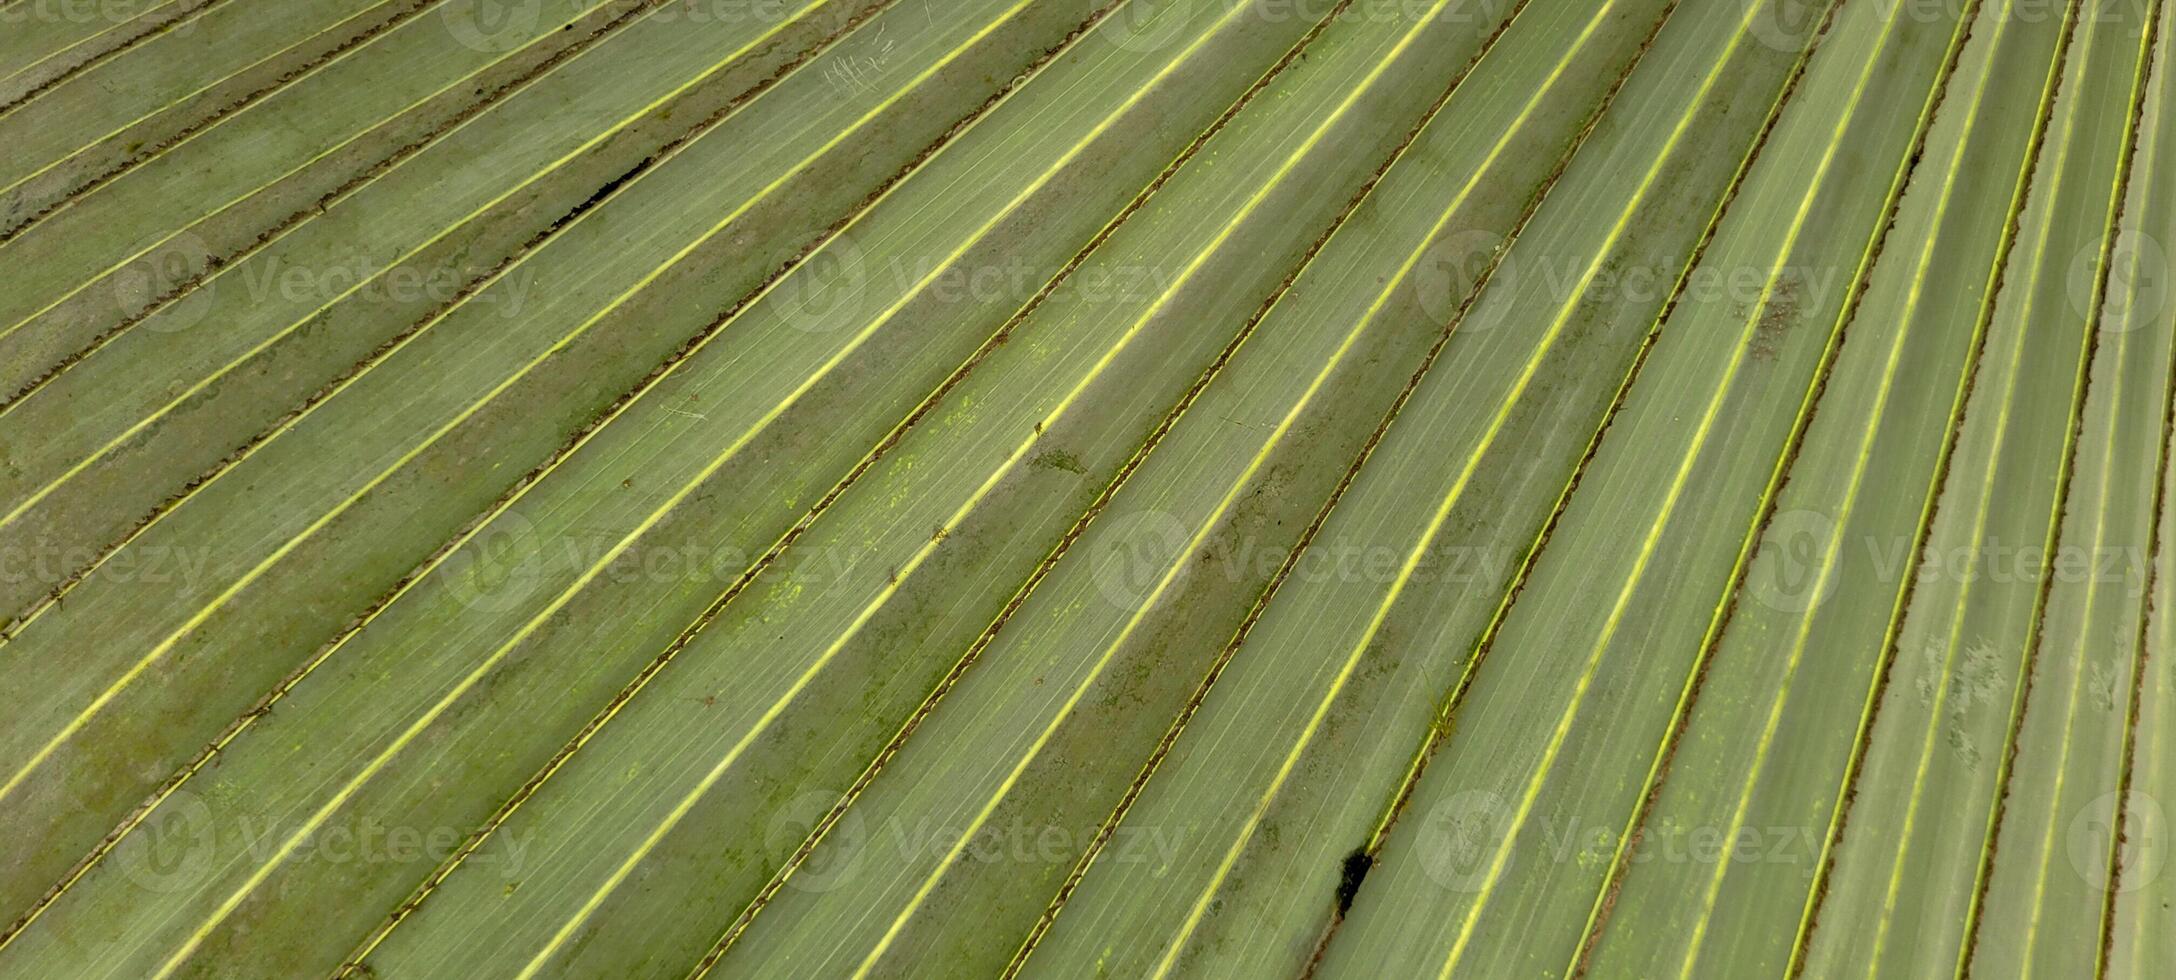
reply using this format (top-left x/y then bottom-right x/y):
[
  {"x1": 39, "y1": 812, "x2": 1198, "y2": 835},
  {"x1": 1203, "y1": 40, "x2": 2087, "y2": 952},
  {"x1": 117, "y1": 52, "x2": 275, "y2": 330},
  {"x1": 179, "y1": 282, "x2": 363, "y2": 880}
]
[
  {"x1": 0, "y1": 0, "x2": 423, "y2": 194},
  {"x1": 676, "y1": 4, "x2": 1376, "y2": 973},
  {"x1": 16, "y1": 14, "x2": 1076, "y2": 889},
  {"x1": 1573, "y1": 0, "x2": 1979, "y2": 971},
  {"x1": 1424, "y1": 3, "x2": 1873, "y2": 956},
  {"x1": 1871, "y1": 6, "x2": 2088, "y2": 964},
  {"x1": 1778, "y1": 33, "x2": 2045, "y2": 980},
  {"x1": 0, "y1": 0, "x2": 185, "y2": 92},
  {"x1": 1963, "y1": 1, "x2": 2163, "y2": 973},
  {"x1": 318, "y1": 4, "x2": 1148, "y2": 973},
  {"x1": 0, "y1": 0, "x2": 230, "y2": 119},
  {"x1": 0, "y1": 0, "x2": 896, "y2": 645},
  {"x1": 1048, "y1": 0, "x2": 1732, "y2": 962},
  {"x1": 1287, "y1": 6, "x2": 1843, "y2": 971},
  {"x1": 1000, "y1": 0, "x2": 1667, "y2": 970},
  {"x1": 0, "y1": 0, "x2": 741, "y2": 417},
  {"x1": 1784, "y1": 0, "x2": 2087, "y2": 971},
  {"x1": 2002, "y1": 5, "x2": 2164, "y2": 973},
  {"x1": 1955, "y1": 52, "x2": 2111, "y2": 980},
  {"x1": 754, "y1": 0, "x2": 1511, "y2": 967},
  {"x1": 0, "y1": 0, "x2": 457, "y2": 244},
  {"x1": 728, "y1": 4, "x2": 1591, "y2": 969},
  {"x1": 1618, "y1": 3, "x2": 2019, "y2": 975},
  {"x1": 2100, "y1": 9, "x2": 2176, "y2": 967},
  {"x1": 1356, "y1": 0, "x2": 1763, "y2": 859},
  {"x1": 1804, "y1": 0, "x2": 2085, "y2": 970},
  {"x1": 0, "y1": 0, "x2": 910, "y2": 952},
  {"x1": 2038, "y1": 8, "x2": 2170, "y2": 976}
]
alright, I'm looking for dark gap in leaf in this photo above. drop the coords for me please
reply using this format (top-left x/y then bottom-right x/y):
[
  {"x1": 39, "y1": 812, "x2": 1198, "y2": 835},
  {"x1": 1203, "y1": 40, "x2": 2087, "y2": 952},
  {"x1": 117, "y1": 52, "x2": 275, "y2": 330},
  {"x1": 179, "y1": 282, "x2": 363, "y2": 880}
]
[{"x1": 1335, "y1": 849, "x2": 1372, "y2": 916}]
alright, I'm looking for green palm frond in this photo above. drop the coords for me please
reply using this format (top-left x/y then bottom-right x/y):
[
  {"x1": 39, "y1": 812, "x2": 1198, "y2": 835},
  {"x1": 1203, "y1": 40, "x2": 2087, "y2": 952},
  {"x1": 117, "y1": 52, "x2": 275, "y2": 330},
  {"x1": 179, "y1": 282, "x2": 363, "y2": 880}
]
[{"x1": 0, "y1": 0, "x2": 2169, "y2": 976}]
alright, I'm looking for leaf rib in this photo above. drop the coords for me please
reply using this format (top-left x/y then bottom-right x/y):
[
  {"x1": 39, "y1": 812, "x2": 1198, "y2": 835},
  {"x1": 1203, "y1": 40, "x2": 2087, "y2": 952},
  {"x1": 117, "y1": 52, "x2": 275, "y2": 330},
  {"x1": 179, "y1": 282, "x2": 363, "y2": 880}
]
[
  {"x1": 1964, "y1": 2, "x2": 2165, "y2": 971},
  {"x1": 0, "y1": 0, "x2": 888, "y2": 633},
  {"x1": 1574, "y1": 0, "x2": 1986, "y2": 972},
  {"x1": 2099, "y1": 13, "x2": 2176, "y2": 970},
  {"x1": 0, "y1": 0, "x2": 451, "y2": 240},
  {"x1": 0, "y1": 0, "x2": 869, "y2": 445},
  {"x1": 0, "y1": 0, "x2": 954, "y2": 951},
  {"x1": 1783, "y1": 6, "x2": 2086, "y2": 973},
  {"x1": 695, "y1": 5, "x2": 1369, "y2": 973},
  {"x1": 0, "y1": 0, "x2": 231, "y2": 119},
  {"x1": 1010, "y1": 0, "x2": 1658, "y2": 967}
]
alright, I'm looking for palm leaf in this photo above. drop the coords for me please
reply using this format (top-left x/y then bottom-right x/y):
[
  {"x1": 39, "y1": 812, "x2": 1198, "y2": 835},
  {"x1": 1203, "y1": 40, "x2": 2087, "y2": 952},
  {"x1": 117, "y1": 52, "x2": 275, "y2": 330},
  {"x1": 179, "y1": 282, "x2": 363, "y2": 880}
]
[{"x1": 0, "y1": 0, "x2": 2169, "y2": 976}]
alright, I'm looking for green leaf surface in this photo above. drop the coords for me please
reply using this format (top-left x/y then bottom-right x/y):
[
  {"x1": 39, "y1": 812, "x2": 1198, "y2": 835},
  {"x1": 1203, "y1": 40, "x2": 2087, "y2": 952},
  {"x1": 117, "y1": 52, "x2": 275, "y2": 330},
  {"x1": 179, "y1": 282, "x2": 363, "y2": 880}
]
[
  {"x1": 0, "y1": 0, "x2": 1104, "y2": 968},
  {"x1": 367, "y1": 2, "x2": 1527, "y2": 975},
  {"x1": 2109, "y1": 8, "x2": 2176, "y2": 970},
  {"x1": 1022, "y1": 0, "x2": 1828, "y2": 974},
  {"x1": 0, "y1": 0, "x2": 875, "y2": 618},
  {"x1": 1796, "y1": 1, "x2": 2159, "y2": 975},
  {"x1": 1312, "y1": 0, "x2": 1985, "y2": 973},
  {"x1": 3, "y1": 0, "x2": 2171, "y2": 975},
  {"x1": 0, "y1": 0, "x2": 187, "y2": 105},
  {"x1": 1581, "y1": 0, "x2": 2111, "y2": 974},
  {"x1": 0, "y1": 0, "x2": 415, "y2": 206}
]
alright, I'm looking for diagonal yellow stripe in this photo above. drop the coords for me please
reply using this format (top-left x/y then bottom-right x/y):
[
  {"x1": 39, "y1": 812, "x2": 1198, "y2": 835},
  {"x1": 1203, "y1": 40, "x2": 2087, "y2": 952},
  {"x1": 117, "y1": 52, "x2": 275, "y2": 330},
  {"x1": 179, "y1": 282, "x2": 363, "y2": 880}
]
[
  {"x1": 0, "y1": 0, "x2": 683, "y2": 420},
  {"x1": 0, "y1": 0, "x2": 227, "y2": 113},
  {"x1": 0, "y1": 0, "x2": 189, "y2": 94},
  {"x1": 1431, "y1": 2, "x2": 1912, "y2": 975},
  {"x1": 0, "y1": 0, "x2": 967, "y2": 813},
  {"x1": 1135, "y1": 3, "x2": 1629, "y2": 972},
  {"x1": 0, "y1": 0, "x2": 874, "y2": 660},
  {"x1": 0, "y1": 0, "x2": 431, "y2": 186},
  {"x1": 1983, "y1": 5, "x2": 2160, "y2": 973},
  {"x1": 142, "y1": 6, "x2": 1062, "y2": 969},
  {"x1": 1856, "y1": 4, "x2": 2086, "y2": 974},
  {"x1": 1662, "y1": 4, "x2": 2002, "y2": 974}
]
